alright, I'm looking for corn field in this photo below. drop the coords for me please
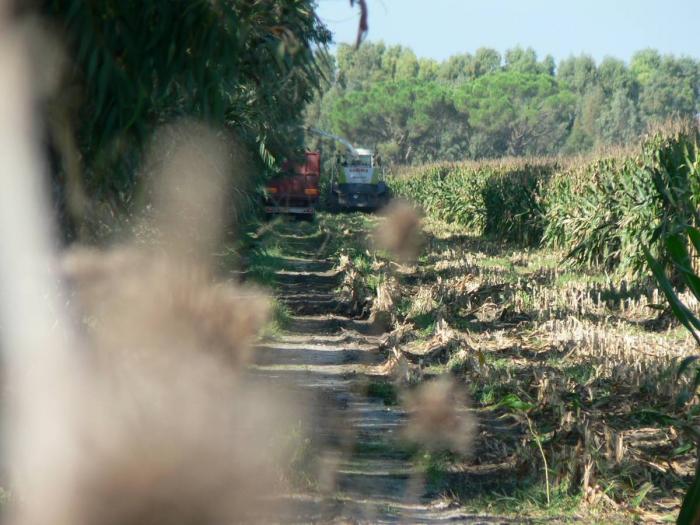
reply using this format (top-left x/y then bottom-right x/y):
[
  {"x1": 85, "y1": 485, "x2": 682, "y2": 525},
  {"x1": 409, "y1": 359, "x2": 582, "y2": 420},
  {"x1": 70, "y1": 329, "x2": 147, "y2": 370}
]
[{"x1": 389, "y1": 122, "x2": 700, "y2": 278}]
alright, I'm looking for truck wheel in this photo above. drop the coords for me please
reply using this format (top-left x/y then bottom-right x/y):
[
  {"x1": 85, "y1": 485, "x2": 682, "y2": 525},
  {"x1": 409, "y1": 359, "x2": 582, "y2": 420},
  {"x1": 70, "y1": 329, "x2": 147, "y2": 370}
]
[{"x1": 293, "y1": 212, "x2": 313, "y2": 222}]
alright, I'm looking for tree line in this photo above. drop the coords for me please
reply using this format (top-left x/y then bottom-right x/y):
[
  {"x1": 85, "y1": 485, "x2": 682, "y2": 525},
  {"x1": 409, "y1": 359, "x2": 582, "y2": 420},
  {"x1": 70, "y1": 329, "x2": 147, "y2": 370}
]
[{"x1": 305, "y1": 42, "x2": 700, "y2": 164}]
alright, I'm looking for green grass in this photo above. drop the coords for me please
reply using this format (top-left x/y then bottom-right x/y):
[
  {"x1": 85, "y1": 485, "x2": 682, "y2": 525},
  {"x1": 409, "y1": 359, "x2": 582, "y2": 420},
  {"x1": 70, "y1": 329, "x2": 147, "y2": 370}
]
[
  {"x1": 245, "y1": 244, "x2": 289, "y2": 287},
  {"x1": 260, "y1": 299, "x2": 292, "y2": 339},
  {"x1": 562, "y1": 363, "x2": 596, "y2": 384},
  {"x1": 480, "y1": 255, "x2": 516, "y2": 271},
  {"x1": 365, "y1": 380, "x2": 399, "y2": 406},
  {"x1": 416, "y1": 449, "x2": 590, "y2": 520},
  {"x1": 461, "y1": 484, "x2": 588, "y2": 521},
  {"x1": 411, "y1": 313, "x2": 437, "y2": 332}
]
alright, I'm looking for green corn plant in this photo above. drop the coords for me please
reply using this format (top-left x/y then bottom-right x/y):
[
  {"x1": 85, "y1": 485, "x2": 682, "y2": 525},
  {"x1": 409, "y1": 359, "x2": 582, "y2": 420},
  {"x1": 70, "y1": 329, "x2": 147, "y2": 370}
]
[
  {"x1": 389, "y1": 158, "x2": 555, "y2": 244},
  {"x1": 394, "y1": 124, "x2": 699, "y2": 278},
  {"x1": 545, "y1": 125, "x2": 699, "y2": 278},
  {"x1": 40, "y1": 0, "x2": 332, "y2": 215},
  {"x1": 644, "y1": 228, "x2": 700, "y2": 525}
]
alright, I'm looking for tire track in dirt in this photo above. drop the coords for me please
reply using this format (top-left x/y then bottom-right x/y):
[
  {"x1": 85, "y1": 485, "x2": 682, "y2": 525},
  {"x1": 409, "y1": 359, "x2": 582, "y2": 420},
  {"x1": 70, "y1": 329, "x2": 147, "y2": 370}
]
[{"x1": 248, "y1": 219, "x2": 518, "y2": 524}]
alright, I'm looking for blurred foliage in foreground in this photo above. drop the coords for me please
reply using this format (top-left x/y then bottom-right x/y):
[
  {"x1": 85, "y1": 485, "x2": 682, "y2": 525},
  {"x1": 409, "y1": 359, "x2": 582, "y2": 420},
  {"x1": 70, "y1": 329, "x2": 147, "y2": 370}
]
[{"x1": 390, "y1": 122, "x2": 700, "y2": 280}]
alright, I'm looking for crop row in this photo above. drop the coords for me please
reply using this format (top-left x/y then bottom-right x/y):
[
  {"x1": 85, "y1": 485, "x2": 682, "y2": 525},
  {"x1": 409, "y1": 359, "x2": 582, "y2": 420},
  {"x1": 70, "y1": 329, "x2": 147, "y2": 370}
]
[{"x1": 388, "y1": 123, "x2": 700, "y2": 277}]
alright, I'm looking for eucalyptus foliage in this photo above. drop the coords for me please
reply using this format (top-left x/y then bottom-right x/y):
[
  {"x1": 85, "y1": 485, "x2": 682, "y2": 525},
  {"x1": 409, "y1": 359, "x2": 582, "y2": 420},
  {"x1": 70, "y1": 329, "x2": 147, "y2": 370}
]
[{"x1": 309, "y1": 42, "x2": 700, "y2": 165}]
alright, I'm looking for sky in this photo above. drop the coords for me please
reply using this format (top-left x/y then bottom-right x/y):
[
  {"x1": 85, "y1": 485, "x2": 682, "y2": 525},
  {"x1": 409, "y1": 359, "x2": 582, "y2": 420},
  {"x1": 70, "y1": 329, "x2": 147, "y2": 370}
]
[{"x1": 315, "y1": 0, "x2": 700, "y2": 64}]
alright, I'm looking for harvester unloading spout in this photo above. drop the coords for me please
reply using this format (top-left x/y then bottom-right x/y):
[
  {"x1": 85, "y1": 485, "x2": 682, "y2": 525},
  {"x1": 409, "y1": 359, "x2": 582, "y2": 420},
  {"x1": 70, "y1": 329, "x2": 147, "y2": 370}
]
[{"x1": 306, "y1": 127, "x2": 360, "y2": 157}]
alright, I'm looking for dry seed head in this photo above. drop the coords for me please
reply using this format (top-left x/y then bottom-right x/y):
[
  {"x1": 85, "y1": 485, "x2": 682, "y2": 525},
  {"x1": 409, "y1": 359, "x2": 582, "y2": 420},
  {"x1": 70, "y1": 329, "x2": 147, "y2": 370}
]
[
  {"x1": 370, "y1": 276, "x2": 400, "y2": 330},
  {"x1": 402, "y1": 376, "x2": 475, "y2": 455},
  {"x1": 385, "y1": 347, "x2": 413, "y2": 384},
  {"x1": 140, "y1": 120, "x2": 250, "y2": 262},
  {"x1": 62, "y1": 246, "x2": 270, "y2": 367},
  {"x1": 373, "y1": 276, "x2": 400, "y2": 313},
  {"x1": 373, "y1": 200, "x2": 424, "y2": 262},
  {"x1": 0, "y1": 42, "x2": 295, "y2": 523}
]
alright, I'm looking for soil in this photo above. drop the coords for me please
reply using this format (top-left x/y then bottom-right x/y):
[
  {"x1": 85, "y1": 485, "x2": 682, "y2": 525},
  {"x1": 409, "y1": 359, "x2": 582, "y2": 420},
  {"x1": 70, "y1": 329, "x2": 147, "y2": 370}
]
[{"x1": 247, "y1": 219, "x2": 522, "y2": 524}]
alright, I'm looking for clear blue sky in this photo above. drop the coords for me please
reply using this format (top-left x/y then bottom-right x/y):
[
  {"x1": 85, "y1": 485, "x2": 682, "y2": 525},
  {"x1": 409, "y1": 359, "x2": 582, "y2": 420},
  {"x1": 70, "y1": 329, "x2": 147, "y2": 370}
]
[{"x1": 315, "y1": 0, "x2": 700, "y2": 63}]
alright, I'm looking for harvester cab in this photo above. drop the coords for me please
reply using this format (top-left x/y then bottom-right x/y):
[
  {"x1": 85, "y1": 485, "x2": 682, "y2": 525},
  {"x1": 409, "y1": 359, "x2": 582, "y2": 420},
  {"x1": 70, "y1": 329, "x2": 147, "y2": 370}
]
[
  {"x1": 307, "y1": 127, "x2": 390, "y2": 212},
  {"x1": 330, "y1": 148, "x2": 389, "y2": 211}
]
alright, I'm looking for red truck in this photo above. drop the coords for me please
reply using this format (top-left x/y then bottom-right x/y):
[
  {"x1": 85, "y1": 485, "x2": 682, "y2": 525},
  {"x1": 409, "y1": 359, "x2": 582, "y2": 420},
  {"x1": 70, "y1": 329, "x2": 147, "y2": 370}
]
[{"x1": 263, "y1": 151, "x2": 320, "y2": 219}]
